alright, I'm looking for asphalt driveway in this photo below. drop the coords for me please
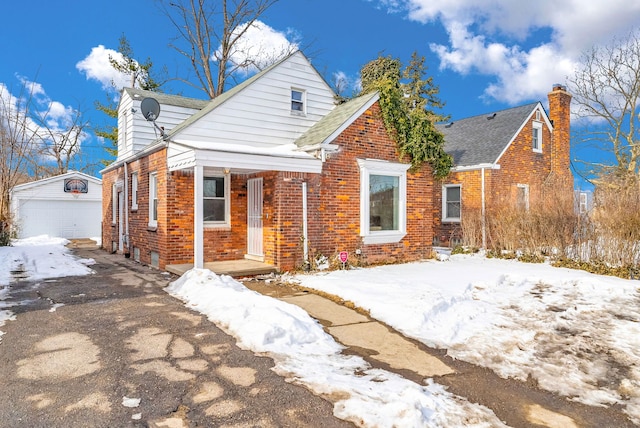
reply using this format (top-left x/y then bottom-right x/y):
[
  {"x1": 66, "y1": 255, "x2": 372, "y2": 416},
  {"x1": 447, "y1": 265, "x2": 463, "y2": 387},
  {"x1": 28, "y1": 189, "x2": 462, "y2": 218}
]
[{"x1": 0, "y1": 249, "x2": 351, "y2": 428}]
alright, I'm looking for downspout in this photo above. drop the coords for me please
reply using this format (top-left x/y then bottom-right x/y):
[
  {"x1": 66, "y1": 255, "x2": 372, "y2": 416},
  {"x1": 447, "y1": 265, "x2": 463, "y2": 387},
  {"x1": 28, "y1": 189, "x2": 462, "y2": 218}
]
[
  {"x1": 124, "y1": 162, "x2": 130, "y2": 255},
  {"x1": 194, "y1": 165, "x2": 204, "y2": 269},
  {"x1": 302, "y1": 181, "x2": 309, "y2": 265},
  {"x1": 481, "y1": 167, "x2": 487, "y2": 249}
]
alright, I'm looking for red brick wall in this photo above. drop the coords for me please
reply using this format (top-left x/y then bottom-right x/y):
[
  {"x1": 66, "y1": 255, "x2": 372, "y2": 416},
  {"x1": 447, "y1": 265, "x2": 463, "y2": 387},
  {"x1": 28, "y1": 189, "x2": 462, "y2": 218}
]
[
  {"x1": 103, "y1": 101, "x2": 436, "y2": 272},
  {"x1": 302, "y1": 101, "x2": 434, "y2": 267},
  {"x1": 434, "y1": 87, "x2": 574, "y2": 244}
]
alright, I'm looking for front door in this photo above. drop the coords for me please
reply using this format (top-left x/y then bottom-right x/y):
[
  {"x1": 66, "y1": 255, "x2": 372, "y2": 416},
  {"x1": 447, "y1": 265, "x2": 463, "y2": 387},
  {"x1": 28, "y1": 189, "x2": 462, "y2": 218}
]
[{"x1": 246, "y1": 178, "x2": 263, "y2": 260}]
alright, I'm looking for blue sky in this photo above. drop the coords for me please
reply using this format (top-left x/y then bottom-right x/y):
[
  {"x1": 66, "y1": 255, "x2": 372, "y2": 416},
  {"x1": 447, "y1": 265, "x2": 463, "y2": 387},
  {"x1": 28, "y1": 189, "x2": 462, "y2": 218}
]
[{"x1": 3, "y1": 0, "x2": 640, "y2": 187}]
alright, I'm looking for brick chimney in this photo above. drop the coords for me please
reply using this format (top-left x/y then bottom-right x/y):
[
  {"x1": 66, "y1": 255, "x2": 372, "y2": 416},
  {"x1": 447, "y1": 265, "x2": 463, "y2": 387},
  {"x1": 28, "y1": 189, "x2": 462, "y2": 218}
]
[{"x1": 547, "y1": 84, "x2": 572, "y2": 181}]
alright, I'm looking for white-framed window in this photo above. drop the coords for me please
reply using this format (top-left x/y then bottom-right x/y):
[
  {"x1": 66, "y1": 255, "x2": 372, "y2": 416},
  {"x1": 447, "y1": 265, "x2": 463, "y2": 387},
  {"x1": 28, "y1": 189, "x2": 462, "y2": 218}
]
[
  {"x1": 442, "y1": 184, "x2": 461, "y2": 222},
  {"x1": 291, "y1": 88, "x2": 305, "y2": 114},
  {"x1": 131, "y1": 172, "x2": 138, "y2": 210},
  {"x1": 149, "y1": 172, "x2": 158, "y2": 227},
  {"x1": 532, "y1": 121, "x2": 543, "y2": 153},
  {"x1": 112, "y1": 183, "x2": 117, "y2": 224},
  {"x1": 358, "y1": 159, "x2": 409, "y2": 245},
  {"x1": 579, "y1": 192, "x2": 588, "y2": 214},
  {"x1": 516, "y1": 184, "x2": 530, "y2": 211},
  {"x1": 203, "y1": 174, "x2": 230, "y2": 227}
]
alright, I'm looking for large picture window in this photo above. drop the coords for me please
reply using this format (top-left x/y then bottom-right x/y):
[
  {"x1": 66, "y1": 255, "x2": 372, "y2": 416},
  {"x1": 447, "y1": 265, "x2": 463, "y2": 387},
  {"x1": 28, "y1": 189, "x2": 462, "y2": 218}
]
[
  {"x1": 358, "y1": 159, "x2": 408, "y2": 245},
  {"x1": 442, "y1": 184, "x2": 461, "y2": 222},
  {"x1": 204, "y1": 175, "x2": 230, "y2": 226}
]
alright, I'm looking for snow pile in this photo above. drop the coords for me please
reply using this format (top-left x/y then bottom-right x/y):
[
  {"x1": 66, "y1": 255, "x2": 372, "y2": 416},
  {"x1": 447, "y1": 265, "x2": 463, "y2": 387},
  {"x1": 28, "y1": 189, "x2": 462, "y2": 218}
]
[
  {"x1": 166, "y1": 269, "x2": 507, "y2": 427},
  {"x1": 292, "y1": 254, "x2": 640, "y2": 423},
  {"x1": 0, "y1": 235, "x2": 96, "y2": 343}
]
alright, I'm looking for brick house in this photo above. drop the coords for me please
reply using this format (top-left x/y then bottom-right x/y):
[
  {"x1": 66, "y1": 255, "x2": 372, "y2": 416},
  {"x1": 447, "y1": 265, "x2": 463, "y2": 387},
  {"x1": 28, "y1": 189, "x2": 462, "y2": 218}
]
[
  {"x1": 433, "y1": 85, "x2": 573, "y2": 246},
  {"x1": 101, "y1": 51, "x2": 435, "y2": 272}
]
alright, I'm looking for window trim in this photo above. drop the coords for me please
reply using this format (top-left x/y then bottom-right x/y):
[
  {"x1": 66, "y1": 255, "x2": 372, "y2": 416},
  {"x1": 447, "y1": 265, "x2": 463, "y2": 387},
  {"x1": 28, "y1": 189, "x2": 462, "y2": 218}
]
[
  {"x1": 203, "y1": 173, "x2": 231, "y2": 228},
  {"x1": 111, "y1": 183, "x2": 117, "y2": 225},
  {"x1": 579, "y1": 192, "x2": 588, "y2": 214},
  {"x1": 532, "y1": 121, "x2": 543, "y2": 153},
  {"x1": 291, "y1": 88, "x2": 306, "y2": 115},
  {"x1": 442, "y1": 184, "x2": 462, "y2": 223},
  {"x1": 357, "y1": 159, "x2": 408, "y2": 245},
  {"x1": 148, "y1": 172, "x2": 158, "y2": 228},
  {"x1": 131, "y1": 172, "x2": 138, "y2": 211},
  {"x1": 516, "y1": 183, "x2": 530, "y2": 211}
]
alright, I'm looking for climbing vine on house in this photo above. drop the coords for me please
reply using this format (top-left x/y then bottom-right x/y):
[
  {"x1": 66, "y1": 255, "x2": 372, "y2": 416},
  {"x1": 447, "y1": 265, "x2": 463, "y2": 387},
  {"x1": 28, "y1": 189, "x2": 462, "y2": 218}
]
[{"x1": 359, "y1": 53, "x2": 453, "y2": 178}]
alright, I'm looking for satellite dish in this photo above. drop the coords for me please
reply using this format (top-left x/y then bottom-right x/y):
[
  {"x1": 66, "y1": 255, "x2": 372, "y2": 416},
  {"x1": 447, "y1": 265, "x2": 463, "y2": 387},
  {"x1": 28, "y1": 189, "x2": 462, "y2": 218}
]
[{"x1": 140, "y1": 97, "x2": 161, "y2": 121}]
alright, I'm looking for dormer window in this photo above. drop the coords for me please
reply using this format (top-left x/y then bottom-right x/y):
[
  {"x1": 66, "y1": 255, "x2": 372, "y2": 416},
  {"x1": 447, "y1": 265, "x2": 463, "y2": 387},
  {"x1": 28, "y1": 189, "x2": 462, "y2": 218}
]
[{"x1": 291, "y1": 89, "x2": 305, "y2": 114}]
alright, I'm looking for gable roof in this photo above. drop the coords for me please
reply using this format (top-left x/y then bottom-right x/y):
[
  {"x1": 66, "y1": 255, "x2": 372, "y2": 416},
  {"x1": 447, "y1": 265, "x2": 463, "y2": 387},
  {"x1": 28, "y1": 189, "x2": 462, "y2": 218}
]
[
  {"x1": 295, "y1": 91, "x2": 380, "y2": 149},
  {"x1": 166, "y1": 51, "x2": 330, "y2": 140},
  {"x1": 11, "y1": 170, "x2": 102, "y2": 192},
  {"x1": 122, "y1": 88, "x2": 209, "y2": 110},
  {"x1": 437, "y1": 102, "x2": 540, "y2": 167}
]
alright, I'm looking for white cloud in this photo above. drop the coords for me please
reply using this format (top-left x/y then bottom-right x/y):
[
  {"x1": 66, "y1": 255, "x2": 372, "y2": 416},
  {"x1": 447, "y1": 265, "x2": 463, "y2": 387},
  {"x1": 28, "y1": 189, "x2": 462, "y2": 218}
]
[
  {"x1": 76, "y1": 45, "x2": 131, "y2": 91},
  {"x1": 379, "y1": 0, "x2": 640, "y2": 104},
  {"x1": 0, "y1": 78, "x2": 87, "y2": 159},
  {"x1": 215, "y1": 20, "x2": 300, "y2": 73}
]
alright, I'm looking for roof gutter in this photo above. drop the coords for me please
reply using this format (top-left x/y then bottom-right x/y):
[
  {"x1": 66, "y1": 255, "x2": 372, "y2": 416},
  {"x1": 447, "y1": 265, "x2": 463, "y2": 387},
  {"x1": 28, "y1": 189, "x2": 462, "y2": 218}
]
[
  {"x1": 100, "y1": 139, "x2": 168, "y2": 175},
  {"x1": 451, "y1": 163, "x2": 500, "y2": 172}
]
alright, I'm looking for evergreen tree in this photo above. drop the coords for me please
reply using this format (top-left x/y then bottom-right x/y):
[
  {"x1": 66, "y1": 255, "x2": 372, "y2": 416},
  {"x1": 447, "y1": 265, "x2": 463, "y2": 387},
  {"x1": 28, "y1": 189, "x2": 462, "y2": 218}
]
[
  {"x1": 359, "y1": 52, "x2": 452, "y2": 177},
  {"x1": 95, "y1": 35, "x2": 165, "y2": 165}
]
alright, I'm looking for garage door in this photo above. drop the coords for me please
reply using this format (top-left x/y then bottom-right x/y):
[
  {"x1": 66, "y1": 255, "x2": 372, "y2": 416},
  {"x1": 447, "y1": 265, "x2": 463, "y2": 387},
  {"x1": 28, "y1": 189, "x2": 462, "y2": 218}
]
[{"x1": 17, "y1": 199, "x2": 102, "y2": 239}]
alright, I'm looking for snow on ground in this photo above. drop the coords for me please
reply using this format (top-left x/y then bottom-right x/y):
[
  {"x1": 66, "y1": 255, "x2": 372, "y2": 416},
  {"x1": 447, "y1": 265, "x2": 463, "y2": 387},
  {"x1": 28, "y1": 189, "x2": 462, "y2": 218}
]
[
  {"x1": 166, "y1": 269, "x2": 507, "y2": 427},
  {"x1": 3, "y1": 236, "x2": 640, "y2": 425},
  {"x1": 0, "y1": 235, "x2": 95, "y2": 342},
  {"x1": 289, "y1": 253, "x2": 640, "y2": 424}
]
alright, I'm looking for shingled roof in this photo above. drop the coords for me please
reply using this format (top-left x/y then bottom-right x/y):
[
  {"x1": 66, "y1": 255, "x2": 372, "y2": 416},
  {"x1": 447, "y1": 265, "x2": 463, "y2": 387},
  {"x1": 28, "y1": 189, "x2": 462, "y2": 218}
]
[
  {"x1": 437, "y1": 102, "x2": 540, "y2": 167},
  {"x1": 123, "y1": 88, "x2": 209, "y2": 110},
  {"x1": 295, "y1": 91, "x2": 379, "y2": 149}
]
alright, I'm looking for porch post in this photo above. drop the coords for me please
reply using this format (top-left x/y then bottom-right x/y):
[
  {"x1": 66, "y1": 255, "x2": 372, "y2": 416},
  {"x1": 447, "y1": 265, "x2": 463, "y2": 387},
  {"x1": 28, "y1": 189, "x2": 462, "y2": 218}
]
[{"x1": 194, "y1": 165, "x2": 204, "y2": 269}]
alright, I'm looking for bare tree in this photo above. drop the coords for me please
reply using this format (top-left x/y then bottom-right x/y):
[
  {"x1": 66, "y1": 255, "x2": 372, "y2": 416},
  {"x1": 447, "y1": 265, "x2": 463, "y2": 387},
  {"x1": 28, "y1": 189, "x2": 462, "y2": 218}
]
[
  {"x1": 157, "y1": 0, "x2": 285, "y2": 99},
  {"x1": 0, "y1": 79, "x2": 89, "y2": 230},
  {"x1": 568, "y1": 30, "x2": 640, "y2": 179},
  {"x1": 32, "y1": 102, "x2": 89, "y2": 176}
]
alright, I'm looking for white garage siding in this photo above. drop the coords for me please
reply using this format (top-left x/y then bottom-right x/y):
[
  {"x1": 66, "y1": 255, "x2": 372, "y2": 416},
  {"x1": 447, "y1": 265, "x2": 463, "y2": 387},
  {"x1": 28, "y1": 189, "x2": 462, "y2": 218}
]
[
  {"x1": 16, "y1": 199, "x2": 102, "y2": 239},
  {"x1": 10, "y1": 171, "x2": 102, "y2": 240}
]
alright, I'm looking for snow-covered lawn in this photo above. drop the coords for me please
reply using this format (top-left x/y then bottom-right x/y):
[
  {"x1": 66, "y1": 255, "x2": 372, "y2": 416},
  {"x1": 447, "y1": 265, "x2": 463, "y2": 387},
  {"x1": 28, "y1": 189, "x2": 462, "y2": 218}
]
[
  {"x1": 2, "y1": 236, "x2": 640, "y2": 426},
  {"x1": 289, "y1": 253, "x2": 640, "y2": 424}
]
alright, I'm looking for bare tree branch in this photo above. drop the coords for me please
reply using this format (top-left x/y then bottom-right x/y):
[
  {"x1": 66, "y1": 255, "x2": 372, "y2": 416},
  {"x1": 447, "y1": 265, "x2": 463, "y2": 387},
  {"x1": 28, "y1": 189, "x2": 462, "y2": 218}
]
[
  {"x1": 569, "y1": 30, "x2": 640, "y2": 178},
  {"x1": 157, "y1": 0, "x2": 283, "y2": 99}
]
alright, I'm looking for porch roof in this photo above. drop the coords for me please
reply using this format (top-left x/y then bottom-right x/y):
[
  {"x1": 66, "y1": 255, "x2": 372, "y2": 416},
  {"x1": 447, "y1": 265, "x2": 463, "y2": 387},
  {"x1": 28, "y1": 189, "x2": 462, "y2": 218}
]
[{"x1": 166, "y1": 140, "x2": 323, "y2": 173}]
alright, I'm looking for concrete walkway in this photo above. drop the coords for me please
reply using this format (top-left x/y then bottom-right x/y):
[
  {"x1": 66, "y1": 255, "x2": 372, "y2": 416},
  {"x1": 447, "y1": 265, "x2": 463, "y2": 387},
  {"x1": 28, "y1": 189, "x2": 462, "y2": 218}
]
[{"x1": 242, "y1": 280, "x2": 636, "y2": 428}]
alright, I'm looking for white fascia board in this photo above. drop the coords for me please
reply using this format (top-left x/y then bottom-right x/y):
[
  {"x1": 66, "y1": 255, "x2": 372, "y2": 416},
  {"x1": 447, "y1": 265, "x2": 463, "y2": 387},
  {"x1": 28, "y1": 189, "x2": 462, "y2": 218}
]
[
  {"x1": 322, "y1": 93, "x2": 380, "y2": 145},
  {"x1": 11, "y1": 170, "x2": 102, "y2": 192},
  {"x1": 169, "y1": 148, "x2": 322, "y2": 173},
  {"x1": 451, "y1": 163, "x2": 500, "y2": 172}
]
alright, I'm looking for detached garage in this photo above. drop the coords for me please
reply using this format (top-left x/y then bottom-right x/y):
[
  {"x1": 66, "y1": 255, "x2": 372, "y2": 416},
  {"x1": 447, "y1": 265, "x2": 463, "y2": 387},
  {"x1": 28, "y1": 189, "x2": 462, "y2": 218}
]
[{"x1": 10, "y1": 171, "x2": 102, "y2": 239}]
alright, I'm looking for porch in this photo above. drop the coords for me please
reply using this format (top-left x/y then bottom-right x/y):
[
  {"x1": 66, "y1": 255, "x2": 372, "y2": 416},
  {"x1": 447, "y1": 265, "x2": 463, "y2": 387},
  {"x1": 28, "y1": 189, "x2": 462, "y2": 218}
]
[{"x1": 165, "y1": 259, "x2": 278, "y2": 278}]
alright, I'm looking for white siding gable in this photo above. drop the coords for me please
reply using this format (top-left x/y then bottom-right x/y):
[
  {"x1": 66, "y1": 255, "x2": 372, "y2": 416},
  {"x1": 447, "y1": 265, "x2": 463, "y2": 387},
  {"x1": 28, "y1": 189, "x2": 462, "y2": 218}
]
[
  {"x1": 172, "y1": 52, "x2": 336, "y2": 149},
  {"x1": 117, "y1": 91, "x2": 205, "y2": 160}
]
